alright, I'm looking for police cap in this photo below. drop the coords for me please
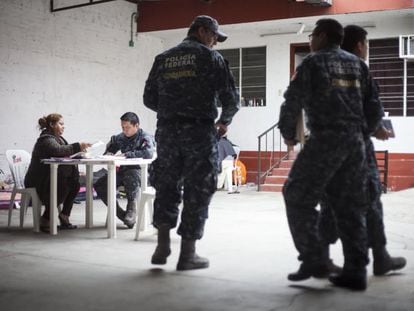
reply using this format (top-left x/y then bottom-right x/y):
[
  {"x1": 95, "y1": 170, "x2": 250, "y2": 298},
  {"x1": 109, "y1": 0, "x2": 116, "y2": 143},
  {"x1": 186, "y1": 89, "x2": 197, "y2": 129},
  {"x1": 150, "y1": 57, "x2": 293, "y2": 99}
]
[{"x1": 190, "y1": 15, "x2": 228, "y2": 42}]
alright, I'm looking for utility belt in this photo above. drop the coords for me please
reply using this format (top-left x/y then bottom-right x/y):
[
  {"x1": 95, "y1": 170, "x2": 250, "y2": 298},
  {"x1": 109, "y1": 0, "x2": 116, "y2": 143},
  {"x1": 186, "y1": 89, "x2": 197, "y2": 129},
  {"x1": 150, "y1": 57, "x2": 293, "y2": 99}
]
[{"x1": 310, "y1": 122, "x2": 363, "y2": 134}]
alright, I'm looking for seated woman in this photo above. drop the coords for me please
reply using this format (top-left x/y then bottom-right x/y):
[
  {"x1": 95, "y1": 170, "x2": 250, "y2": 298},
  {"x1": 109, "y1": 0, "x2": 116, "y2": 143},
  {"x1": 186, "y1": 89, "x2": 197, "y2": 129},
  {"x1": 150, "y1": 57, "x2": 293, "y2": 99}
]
[{"x1": 24, "y1": 113, "x2": 90, "y2": 232}]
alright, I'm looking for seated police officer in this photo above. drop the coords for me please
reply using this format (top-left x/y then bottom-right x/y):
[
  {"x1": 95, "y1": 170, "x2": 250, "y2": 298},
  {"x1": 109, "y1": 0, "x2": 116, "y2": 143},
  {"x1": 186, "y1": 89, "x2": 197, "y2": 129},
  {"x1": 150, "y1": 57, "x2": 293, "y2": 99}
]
[
  {"x1": 216, "y1": 136, "x2": 237, "y2": 189},
  {"x1": 94, "y1": 112, "x2": 155, "y2": 228}
]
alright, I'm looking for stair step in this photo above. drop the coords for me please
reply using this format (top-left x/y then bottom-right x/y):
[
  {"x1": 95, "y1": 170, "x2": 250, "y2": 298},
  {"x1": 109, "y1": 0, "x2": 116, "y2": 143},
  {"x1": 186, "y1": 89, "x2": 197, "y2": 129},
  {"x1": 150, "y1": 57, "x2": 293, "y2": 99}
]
[
  {"x1": 270, "y1": 168, "x2": 290, "y2": 176},
  {"x1": 278, "y1": 160, "x2": 295, "y2": 168},
  {"x1": 260, "y1": 184, "x2": 284, "y2": 192},
  {"x1": 263, "y1": 176, "x2": 287, "y2": 184}
]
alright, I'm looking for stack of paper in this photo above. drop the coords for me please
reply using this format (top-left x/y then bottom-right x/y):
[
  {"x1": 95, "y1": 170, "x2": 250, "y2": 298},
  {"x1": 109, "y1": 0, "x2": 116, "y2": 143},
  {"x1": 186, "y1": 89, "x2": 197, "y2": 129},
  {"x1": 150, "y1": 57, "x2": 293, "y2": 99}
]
[{"x1": 70, "y1": 141, "x2": 106, "y2": 159}]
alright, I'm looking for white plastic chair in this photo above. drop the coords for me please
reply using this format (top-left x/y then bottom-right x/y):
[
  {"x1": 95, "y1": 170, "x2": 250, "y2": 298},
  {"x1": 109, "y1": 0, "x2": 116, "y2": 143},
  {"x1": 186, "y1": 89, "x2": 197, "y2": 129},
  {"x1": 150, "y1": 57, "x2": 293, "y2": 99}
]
[
  {"x1": 6, "y1": 150, "x2": 41, "y2": 232},
  {"x1": 134, "y1": 186, "x2": 156, "y2": 240},
  {"x1": 225, "y1": 146, "x2": 241, "y2": 193},
  {"x1": 134, "y1": 153, "x2": 157, "y2": 240},
  {"x1": 221, "y1": 158, "x2": 234, "y2": 191}
]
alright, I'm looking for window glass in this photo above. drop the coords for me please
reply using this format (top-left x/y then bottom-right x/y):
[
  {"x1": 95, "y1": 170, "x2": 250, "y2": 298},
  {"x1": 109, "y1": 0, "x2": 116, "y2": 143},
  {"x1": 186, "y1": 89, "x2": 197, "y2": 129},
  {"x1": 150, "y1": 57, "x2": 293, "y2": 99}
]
[
  {"x1": 218, "y1": 46, "x2": 266, "y2": 107},
  {"x1": 369, "y1": 38, "x2": 413, "y2": 116}
]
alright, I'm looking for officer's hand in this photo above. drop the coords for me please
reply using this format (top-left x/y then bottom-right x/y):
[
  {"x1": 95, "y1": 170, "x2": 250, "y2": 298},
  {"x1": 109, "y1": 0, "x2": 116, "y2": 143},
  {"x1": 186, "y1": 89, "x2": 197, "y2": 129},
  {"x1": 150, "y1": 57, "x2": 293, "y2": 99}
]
[
  {"x1": 284, "y1": 139, "x2": 297, "y2": 146},
  {"x1": 373, "y1": 126, "x2": 391, "y2": 141},
  {"x1": 215, "y1": 122, "x2": 228, "y2": 138}
]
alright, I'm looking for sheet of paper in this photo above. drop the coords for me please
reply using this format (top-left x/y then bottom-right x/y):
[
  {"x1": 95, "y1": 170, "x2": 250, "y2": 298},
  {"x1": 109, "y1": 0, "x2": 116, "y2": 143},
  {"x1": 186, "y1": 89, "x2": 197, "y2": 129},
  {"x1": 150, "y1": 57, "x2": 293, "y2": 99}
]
[{"x1": 87, "y1": 141, "x2": 106, "y2": 157}]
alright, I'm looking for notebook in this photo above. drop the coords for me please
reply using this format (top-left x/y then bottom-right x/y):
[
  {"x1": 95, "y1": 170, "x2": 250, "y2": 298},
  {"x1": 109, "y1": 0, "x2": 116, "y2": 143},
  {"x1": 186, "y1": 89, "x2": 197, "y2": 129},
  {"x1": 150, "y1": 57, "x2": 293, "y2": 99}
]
[{"x1": 382, "y1": 119, "x2": 395, "y2": 138}]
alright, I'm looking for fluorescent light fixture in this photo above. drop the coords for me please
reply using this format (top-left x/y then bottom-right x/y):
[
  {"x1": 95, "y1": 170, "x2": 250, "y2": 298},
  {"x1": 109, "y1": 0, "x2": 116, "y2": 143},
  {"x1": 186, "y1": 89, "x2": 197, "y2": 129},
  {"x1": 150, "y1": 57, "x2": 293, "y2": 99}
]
[
  {"x1": 260, "y1": 23, "x2": 375, "y2": 37},
  {"x1": 260, "y1": 30, "x2": 311, "y2": 37},
  {"x1": 297, "y1": 23, "x2": 306, "y2": 34}
]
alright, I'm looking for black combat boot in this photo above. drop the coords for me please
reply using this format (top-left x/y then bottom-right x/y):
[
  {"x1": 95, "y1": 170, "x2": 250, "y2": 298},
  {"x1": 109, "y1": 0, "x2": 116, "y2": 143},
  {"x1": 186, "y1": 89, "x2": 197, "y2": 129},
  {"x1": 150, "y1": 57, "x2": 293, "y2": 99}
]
[
  {"x1": 288, "y1": 245, "x2": 341, "y2": 281},
  {"x1": 287, "y1": 262, "x2": 331, "y2": 281},
  {"x1": 176, "y1": 239, "x2": 209, "y2": 271},
  {"x1": 123, "y1": 200, "x2": 137, "y2": 229},
  {"x1": 329, "y1": 271, "x2": 367, "y2": 291},
  {"x1": 321, "y1": 244, "x2": 343, "y2": 275},
  {"x1": 151, "y1": 224, "x2": 171, "y2": 265},
  {"x1": 373, "y1": 246, "x2": 406, "y2": 276},
  {"x1": 326, "y1": 259, "x2": 342, "y2": 275}
]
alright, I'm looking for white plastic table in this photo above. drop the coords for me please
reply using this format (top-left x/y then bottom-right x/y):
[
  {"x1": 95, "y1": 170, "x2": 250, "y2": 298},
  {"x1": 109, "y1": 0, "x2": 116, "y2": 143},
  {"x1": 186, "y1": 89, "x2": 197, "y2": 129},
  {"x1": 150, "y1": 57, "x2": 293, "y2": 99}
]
[{"x1": 42, "y1": 157, "x2": 153, "y2": 238}]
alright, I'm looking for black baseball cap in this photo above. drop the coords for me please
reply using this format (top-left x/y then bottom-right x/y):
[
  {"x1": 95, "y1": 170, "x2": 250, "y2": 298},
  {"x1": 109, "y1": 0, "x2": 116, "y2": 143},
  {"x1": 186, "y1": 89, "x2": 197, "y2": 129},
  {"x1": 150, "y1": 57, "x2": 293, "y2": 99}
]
[{"x1": 190, "y1": 15, "x2": 228, "y2": 42}]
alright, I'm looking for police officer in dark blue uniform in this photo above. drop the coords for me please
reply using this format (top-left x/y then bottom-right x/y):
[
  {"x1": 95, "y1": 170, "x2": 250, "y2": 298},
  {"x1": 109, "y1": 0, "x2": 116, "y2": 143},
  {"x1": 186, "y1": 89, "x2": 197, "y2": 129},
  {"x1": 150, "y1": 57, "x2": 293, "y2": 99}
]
[
  {"x1": 94, "y1": 112, "x2": 155, "y2": 228},
  {"x1": 278, "y1": 19, "x2": 383, "y2": 290},
  {"x1": 143, "y1": 15, "x2": 239, "y2": 271},
  {"x1": 318, "y1": 25, "x2": 406, "y2": 277}
]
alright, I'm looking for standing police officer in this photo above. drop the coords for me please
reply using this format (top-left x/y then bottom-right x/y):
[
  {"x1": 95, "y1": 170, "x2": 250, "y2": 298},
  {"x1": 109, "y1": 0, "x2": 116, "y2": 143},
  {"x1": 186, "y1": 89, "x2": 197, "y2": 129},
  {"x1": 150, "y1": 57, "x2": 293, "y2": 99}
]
[
  {"x1": 318, "y1": 25, "x2": 406, "y2": 276},
  {"x1": 278, "y1": 19, "x2": 383, "y2": 290},
  {"x1": 143, "y1": 15, "x2": 239, "y2": 270}
]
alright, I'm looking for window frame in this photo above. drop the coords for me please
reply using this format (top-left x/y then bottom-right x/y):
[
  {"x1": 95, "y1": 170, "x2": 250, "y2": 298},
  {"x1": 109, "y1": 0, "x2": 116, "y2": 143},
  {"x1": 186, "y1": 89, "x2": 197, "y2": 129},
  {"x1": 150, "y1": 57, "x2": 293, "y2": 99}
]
[
  {"x1": 218, "y1": 46, "x2": 267, "y2": 107},
  {"x1": 368, "y1": 37, "x2": 414, "y2": 117}
]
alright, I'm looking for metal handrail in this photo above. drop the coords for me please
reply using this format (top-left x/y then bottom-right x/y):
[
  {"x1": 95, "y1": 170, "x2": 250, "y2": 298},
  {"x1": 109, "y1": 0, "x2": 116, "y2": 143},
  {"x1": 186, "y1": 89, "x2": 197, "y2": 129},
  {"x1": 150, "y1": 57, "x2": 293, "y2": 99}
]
[{"x1": 257, "y1": 123, "x2": 288, "y2": 191}]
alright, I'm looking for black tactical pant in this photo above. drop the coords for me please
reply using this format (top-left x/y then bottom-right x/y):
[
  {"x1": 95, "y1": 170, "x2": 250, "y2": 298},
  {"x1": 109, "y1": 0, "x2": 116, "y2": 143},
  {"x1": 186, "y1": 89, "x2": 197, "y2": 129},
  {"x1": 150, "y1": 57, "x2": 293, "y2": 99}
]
[
  {"x1": 94, "y1": 168, "x2": 141, "y2": 204},
  {"x1": 319, "y1": 138, "x2": 386, "y2": 249},
  {"x1": 283, "y1": 130, "x2": 369, "y2": 274},
  {"x1": 151, "y1": 120, "x2": 218, "y2": 240}
]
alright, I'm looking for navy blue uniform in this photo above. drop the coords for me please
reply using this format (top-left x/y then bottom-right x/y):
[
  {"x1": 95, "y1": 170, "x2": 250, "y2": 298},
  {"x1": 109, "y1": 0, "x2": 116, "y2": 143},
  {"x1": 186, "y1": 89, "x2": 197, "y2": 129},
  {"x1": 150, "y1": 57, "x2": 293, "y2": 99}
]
[
  {"x1": 94, "y1": 129, "x2": 155, "y2": 203},
  {"x1": 319, "y1": 135, "x2": 387, "y2": 249},
  {"x1": 144, "y1": 36, "x2": 239, "y2": 239},
  {"x1": 319, "y1": 78, "x2": 387, "y2": 252},
  {"x1": 278, "y1": 47, "x2": 383, "y2": 274}
]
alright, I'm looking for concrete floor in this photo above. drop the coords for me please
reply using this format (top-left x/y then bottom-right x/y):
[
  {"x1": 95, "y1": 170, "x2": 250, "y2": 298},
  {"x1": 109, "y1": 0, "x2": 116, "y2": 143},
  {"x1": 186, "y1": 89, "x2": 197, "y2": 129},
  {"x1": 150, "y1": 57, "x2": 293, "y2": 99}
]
[{"x1": 0, "y1": 187, "x2": 413, "y2": 311}]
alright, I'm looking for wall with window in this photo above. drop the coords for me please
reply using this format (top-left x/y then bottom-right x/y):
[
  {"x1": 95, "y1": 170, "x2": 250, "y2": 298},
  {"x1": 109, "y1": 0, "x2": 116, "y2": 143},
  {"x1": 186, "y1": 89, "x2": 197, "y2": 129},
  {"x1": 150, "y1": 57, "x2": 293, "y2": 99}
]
[
  {"x1": 364, "y1": 17, "x2": 414, "y2": 153},
  {"x1": 158, "y1": 31, "x2": 291, "y2": 151},
  {"x1": 218, "y1": 47, "x2": 266, "y2": 107},
  {"x1": 157, "y1": 13, "x2": 414, "y2": 152},
  {"x1": 218, "y1": 32, "x2": 291, "y2": 151},
  {"x1": 369, "y1": 38, "x2": 414, "y2": 116}
]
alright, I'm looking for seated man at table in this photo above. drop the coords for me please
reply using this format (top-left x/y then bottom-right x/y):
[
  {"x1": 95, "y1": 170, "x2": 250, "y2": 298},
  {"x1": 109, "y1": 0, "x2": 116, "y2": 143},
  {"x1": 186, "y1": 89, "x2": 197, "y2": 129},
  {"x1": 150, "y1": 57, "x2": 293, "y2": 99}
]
[{"x1": 94, "y1": 112, "x2": 155, "y2": 229}]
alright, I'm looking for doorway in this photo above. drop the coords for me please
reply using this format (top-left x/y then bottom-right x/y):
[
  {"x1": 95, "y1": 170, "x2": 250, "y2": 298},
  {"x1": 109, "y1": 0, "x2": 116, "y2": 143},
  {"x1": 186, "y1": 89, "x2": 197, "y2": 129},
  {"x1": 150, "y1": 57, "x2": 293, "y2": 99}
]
[{"x1": 287, "y1": 43, "x2": 311, "y2": 157}]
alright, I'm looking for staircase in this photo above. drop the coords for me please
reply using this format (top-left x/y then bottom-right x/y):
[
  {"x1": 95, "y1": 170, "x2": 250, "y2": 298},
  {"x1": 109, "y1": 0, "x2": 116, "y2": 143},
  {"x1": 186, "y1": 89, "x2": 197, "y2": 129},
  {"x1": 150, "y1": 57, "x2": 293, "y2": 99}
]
[
  {"x1": 260, "y1": 153, "x2": 296, "y2": 192},
  {"x1": 257, "y1": 151, "x2": 414, "y2": 193},
  {"x1": 260, "y1": 160, "x2": 291, "y2": 192}
]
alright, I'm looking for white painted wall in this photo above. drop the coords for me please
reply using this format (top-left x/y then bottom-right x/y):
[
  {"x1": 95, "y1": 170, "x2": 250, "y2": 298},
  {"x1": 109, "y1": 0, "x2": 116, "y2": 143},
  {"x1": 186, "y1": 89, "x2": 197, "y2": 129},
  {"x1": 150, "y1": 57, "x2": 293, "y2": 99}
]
[{"x1": 0, "y1": 0, "x2": 163, "y2": 177}]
